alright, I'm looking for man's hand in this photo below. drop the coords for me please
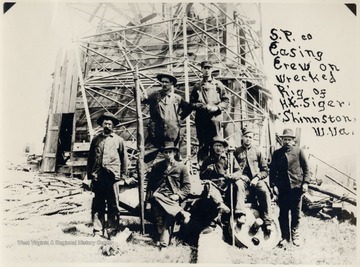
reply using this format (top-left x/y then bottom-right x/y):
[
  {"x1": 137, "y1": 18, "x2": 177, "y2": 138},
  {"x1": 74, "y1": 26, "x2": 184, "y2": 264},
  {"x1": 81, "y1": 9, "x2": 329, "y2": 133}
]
[
  {"x1": 192, "y1": 103, "x2": 206, "y2": 110},
  {"x1": 224, "y1": 174, "x2": 238, "y2": 181},
  {"x1": 302, "y1": 183, "x2": 309, "y2": 193},
  {"x1": 206, "y1": 104, "x2": 219, "y2": 113},
  {"x1": 250, "y1": 176, "x2": 260, "y2": 187},
  {"x1": 124, "y1": 177, "x2": 138, "y2": 186},
  {"x1": 169, "y1": 194, "x2": 180, "y2": 201}
]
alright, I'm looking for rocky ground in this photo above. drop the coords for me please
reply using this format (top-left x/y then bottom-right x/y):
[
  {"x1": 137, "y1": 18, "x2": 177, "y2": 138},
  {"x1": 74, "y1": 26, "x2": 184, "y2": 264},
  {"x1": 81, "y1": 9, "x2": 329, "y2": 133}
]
[{"x1": 1, "y1": 168, "x2": 358, "y2": 265}]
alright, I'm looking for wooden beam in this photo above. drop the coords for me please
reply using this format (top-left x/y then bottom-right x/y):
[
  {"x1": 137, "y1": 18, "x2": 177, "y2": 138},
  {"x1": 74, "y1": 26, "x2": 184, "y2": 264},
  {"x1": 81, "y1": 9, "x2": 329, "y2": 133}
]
[{"x1": 134, "y1": 66, "x2": 145, "y2": 234}]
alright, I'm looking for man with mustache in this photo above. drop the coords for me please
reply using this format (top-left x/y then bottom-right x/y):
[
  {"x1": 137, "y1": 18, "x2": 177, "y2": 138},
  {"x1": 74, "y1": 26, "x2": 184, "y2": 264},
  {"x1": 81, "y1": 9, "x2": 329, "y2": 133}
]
[
  {"x1": 87, "y1": 112, "x2": 133, "y2": 239},
  {"x1": 269, "y1": 128, "x2": 310, "y2": 247}
]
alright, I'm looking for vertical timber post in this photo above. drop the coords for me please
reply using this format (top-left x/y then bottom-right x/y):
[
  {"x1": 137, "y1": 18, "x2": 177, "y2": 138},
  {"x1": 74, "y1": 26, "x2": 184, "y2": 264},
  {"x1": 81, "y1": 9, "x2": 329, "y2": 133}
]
[
  {"x1": 74, "y1": 42, "x2": 94, "y2": 140},
  {"x1": 183, "y1": 14, "x2": 191, "y2": 170},
  {"x1": 134, "y1": 66, "x2": 145, "y2": 234}
]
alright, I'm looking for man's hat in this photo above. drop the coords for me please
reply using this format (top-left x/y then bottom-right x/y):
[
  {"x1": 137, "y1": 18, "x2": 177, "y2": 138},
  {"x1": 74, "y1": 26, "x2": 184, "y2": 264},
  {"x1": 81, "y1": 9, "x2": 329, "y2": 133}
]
[
  {"x1": 200, "y1": 60, "x2": 213, "y2": 68},
  {"x1": 96, "y1": 112, "x2": 120, "y2": 126},
  {"x1": 160, "y1": 141, "x2": 179, "y2": 152},
  {"x1": 280, "y1": 128, "x2": 296, "y2": 138},
  {"x1": 156, "y1": 72, "x2": 177, "y2": 85},
  {"x1": 212, "y1": 136, "x2": 228, "y2": 148},
  {"x1": 242, "y1": 127, "x2": 254, "y2": 136}
]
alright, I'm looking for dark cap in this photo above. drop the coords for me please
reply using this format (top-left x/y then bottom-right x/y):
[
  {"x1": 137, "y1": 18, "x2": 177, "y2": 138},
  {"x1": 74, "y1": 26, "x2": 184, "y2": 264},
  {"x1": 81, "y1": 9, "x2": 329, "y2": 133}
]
[
  {"x1": 200, "y1": 60, "x2": 213, "y2": 68},
  {"x1": 242, "y1": 127, "x2": 254, "y2": 136}
]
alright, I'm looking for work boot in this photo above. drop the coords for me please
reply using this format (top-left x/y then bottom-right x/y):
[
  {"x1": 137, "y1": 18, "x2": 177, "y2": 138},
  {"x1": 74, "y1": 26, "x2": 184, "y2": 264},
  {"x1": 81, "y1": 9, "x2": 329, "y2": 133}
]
[
  {"x1": 292, "y1": 238, "x2": 301, "y2": 247},
  {"x1": 277, "y1": 238, "x2": 288, "y2": 248},
  {"x1": 159, "y1": 228, "x2": 170, "y2": 248},
  {"x1": 217, "y1": 202, "x2": 230, "y2": 214},
  {"x1": 236, "y1": 214, "x2": 246, "y2": 226},
  {"x1": 263, "y1": 224, "x2": 272, "y2": 236}
]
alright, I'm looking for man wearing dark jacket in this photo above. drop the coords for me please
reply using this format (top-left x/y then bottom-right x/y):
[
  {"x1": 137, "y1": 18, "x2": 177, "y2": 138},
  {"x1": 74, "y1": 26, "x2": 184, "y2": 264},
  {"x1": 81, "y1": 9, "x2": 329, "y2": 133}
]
[
  {"x1": 87, "y1": 112, "x2": 131, "y2": 239},
  {"x1": 270, "y1": 128, "x2": 310, "y2": 247},
  {"x1": 190, "y1": 61, "x2": 229, "y2": 165},
  {"x1": 146, "y1": 141, "x2": 191, "y2": 247},
  {"x1": 142, "y1": 72, "x2": 192, "y2": 162}
]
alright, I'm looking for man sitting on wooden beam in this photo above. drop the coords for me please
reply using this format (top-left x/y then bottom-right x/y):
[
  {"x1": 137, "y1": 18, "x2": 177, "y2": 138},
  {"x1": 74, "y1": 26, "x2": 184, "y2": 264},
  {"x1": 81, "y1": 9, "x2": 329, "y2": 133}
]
[{"x1": 145, "y1": 141, "x2": 191, "y2": 248}]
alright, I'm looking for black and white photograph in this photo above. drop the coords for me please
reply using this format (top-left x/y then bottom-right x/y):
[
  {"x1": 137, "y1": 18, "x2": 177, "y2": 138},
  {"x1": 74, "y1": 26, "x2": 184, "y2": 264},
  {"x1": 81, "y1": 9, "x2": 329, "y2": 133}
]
[{"x1": 1, "y1": 0, "x2": 358, "y2": 265}]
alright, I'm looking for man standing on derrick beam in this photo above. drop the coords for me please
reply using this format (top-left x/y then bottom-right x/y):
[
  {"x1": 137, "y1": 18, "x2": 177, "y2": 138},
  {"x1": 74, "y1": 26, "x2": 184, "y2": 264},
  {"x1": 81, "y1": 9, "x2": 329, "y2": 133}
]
[{"x1": 190, "y1": 60, "x2": 229, "y2": 166}]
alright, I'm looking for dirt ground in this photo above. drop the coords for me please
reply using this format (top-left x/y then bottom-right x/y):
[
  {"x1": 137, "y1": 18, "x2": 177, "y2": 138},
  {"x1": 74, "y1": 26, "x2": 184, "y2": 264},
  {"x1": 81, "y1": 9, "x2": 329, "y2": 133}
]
[{"x1": 1, "y1": 169, "x2": 358, "y2": 265}]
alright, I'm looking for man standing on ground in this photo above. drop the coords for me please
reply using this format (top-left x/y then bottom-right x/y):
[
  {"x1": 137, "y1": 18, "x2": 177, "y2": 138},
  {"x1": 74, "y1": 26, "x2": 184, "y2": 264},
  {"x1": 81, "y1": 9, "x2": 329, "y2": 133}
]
[
  {"x1": 269, "y1": 128, "x2": 310, "y2": 247},
  {"x1": 146, "y1": 141, "x2": 191, "y2": 248},
  {"x1": 87, "y1": 112, "x2": 133, "y2": 239},
  {"x1": 233, "y1": 128, "x2": 271, "y2": 233},
  {"x1": 190, "y1": 61, "x2": 229, "y2": 165},
  {"x1": 142, "y1": 72, "x2": 192, "y2": 162}
]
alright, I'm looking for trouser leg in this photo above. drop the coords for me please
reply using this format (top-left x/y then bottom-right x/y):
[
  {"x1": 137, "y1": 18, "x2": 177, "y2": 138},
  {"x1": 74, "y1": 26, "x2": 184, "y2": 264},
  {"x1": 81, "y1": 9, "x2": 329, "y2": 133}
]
[
  {"x1": 290, "y1": 188, "x2": 303, "y2": 241},
  {"x1": 153, "y1": 203, "x2": 172, "y2": 247},
  {"x1": 106, "y1": 180, "x2": 120, "y2": 237},
  {"x1": 234, "y1": 178, "x2": 248, "y2": 215},
  {"x1": 254, "y1": 180, "x2": 272, "y2": 225},
  {"x1": 278, "y1": 194, "x2": 290, "y2": 241},
  {"x1": 91, "y1": 181, "x2": 106, "y2": 234}
]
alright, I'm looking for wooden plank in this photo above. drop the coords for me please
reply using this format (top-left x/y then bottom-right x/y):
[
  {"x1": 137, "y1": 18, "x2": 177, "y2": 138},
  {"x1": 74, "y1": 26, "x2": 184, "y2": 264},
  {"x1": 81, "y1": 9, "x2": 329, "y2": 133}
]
[
  {"x1": 43, "y1": 153, "x2": 56, "y2": 158},
  {"x1": 68, "y1": 50, "x2": 79, "y2": 113},
  {"x1": 73, "y1": 142, "x2": 90, "y2": 152},
  {"x1": 63, "y1": 49, "x2": 76, "y2": 113},
  {"x1": 51, "y1": 48, "x2": 64, "y2": 114},
  {"x1": 41, "y1": 113, "x2": 62, "y2": 172},
  {"x1": 56, "y1": 50, "x2": 69, "y2": 113}
]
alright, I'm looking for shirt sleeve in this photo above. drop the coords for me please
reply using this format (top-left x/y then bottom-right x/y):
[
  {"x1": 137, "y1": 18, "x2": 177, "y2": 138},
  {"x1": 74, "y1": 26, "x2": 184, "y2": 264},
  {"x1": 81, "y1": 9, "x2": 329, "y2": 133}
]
[
  {"x1": 257, "y1": 150, "x2": 269, "y2": 180},
  {"x1": 269, "y1": 151, "x2": 278, "y2": 187},
  {"x1": 300, "y1": 149, "x2": 311, "y2": 183},
  {"x1": 177, "y1": 164, "x2": 191, "y2": 200},
  {"x1": 118, "y1": 137, "x2": 128, "y2": 177},
  {"x1": 179, "y1": 97, "x2": 193, "y2": 119},
  {"x1": 190, "y1": 83, "x2": 206, "y2": 110},
  {"x1": 216, "y1": 81, "x2": 229, "y2": 111}
]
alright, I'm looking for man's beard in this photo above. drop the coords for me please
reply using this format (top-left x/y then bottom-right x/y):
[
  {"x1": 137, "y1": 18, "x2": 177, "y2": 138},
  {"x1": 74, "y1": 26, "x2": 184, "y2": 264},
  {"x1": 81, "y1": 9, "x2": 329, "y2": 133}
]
[{"x1": 103, "y1": 127, "x2": 112, "y2": 134}]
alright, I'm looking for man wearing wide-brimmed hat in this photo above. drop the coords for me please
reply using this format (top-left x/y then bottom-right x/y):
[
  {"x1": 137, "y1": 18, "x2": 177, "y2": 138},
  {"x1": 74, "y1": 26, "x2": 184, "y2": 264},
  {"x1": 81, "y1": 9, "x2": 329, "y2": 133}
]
[
  {"x1": 87, "y1": 111, "x2": 133, "y2": 239},
  {"x1": 142, "y1": 71, "x2": 192, "y2": 162},
  {"x1": 269, "y1": 128, "x2": 310, "y2": 247},
  {"x1": 233, "y1": 127, "x2": 271, "y2": 231},
  {"x1": 145, "y1": 141, "x2": 191, "y2": 247},
  {"x1": 190, "y1": 60, "x2": 229, "y2": 165}
]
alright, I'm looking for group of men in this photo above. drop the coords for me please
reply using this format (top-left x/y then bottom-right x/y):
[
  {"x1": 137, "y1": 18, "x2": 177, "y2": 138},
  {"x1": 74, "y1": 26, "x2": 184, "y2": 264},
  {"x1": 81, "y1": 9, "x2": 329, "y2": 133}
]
[{"x1": 86, "y1": 60, "x2": 310, "y2": 249}]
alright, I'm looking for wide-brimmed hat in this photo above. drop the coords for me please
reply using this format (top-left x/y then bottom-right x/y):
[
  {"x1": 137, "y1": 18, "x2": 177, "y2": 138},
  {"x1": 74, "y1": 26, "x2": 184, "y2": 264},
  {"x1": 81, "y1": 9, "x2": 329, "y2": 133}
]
[
  {"x1": 160, "y1": 141, "x2": 179, "y2": 152},
  {"x1": 156, "y1": 72, "x2": 177, "y2": 85},
  {"x1": 212, "y1": 136, "x2": 228, "y2": 148},
  {"x1": 242, "y1": 127, "x2": 254, "y2": 136},
  {"x1": 96, "y1": 112, "x2": 120, "y2": 126},
  {"x1": 280, "y1": 128, "x2": 296, "y2": 138},
  {"x1": 200, "y1": 60, "x2": 213, "y2": 68}
]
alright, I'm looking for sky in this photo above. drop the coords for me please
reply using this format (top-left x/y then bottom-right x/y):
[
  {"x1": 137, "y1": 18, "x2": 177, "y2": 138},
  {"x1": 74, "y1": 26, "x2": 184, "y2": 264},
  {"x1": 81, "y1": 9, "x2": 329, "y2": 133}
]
[{"x1": 1, "y1": 1, "x2": 359, "y2": 173}]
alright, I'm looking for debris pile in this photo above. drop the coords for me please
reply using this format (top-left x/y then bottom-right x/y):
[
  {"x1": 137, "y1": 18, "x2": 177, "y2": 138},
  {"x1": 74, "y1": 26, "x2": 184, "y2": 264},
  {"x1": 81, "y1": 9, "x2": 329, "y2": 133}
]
[
  {"x1": 302, "y1": 184, "x2": 356, "y2": 224},
  {"x1": 3, "y1": 173, "x2": 85, "y2": 220}
]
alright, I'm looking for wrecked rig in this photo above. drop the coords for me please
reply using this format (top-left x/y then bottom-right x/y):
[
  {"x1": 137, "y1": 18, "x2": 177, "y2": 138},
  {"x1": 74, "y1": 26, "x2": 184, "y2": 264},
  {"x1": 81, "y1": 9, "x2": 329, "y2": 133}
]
[{"x1": 39, "y1": 2, "x2": 356, "y2": 252}]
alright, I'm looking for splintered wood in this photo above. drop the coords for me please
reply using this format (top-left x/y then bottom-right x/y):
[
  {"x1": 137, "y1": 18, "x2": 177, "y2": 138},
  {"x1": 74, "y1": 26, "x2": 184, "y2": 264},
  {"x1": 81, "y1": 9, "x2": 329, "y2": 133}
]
[{"x1": 3, "y1": 172, "x2": 85, "y2": 220}]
